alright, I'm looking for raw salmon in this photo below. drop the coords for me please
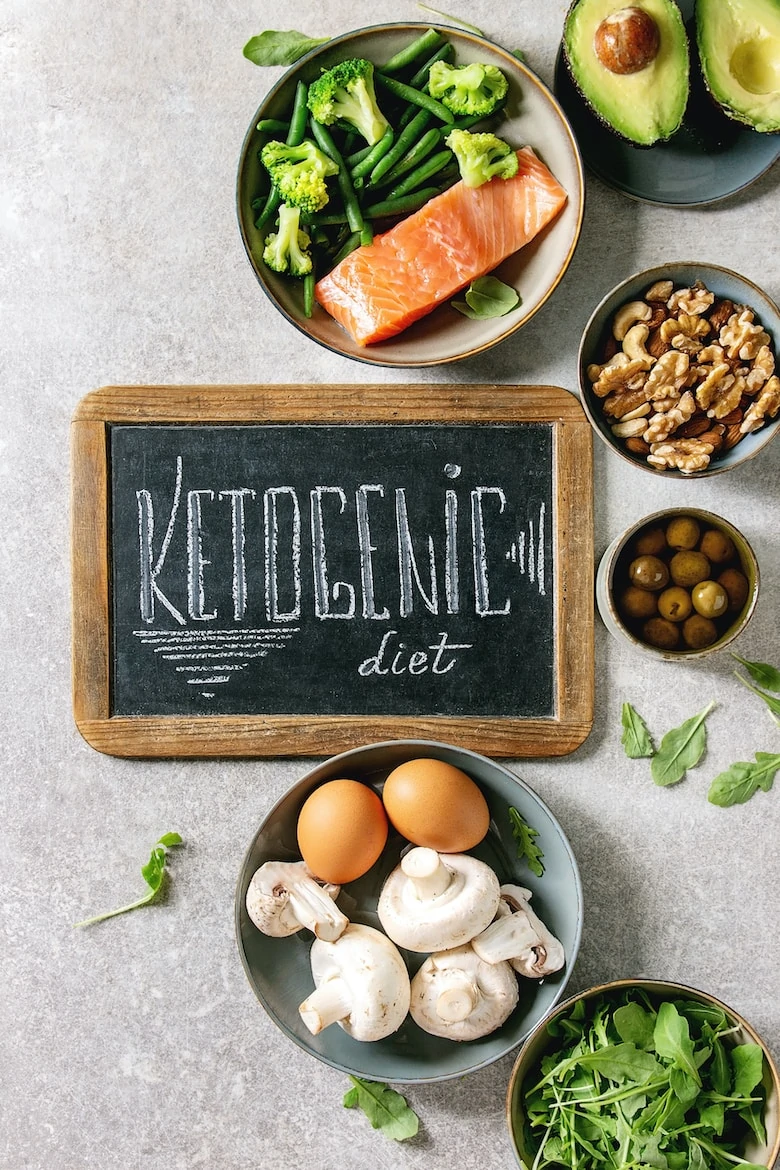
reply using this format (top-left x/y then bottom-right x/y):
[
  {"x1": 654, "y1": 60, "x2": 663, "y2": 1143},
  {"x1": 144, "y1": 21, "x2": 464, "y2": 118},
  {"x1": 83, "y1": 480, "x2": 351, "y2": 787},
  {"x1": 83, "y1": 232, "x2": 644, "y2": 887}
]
[{"x1": 315, "y1": 147, "x2": 568, "y2": 346}]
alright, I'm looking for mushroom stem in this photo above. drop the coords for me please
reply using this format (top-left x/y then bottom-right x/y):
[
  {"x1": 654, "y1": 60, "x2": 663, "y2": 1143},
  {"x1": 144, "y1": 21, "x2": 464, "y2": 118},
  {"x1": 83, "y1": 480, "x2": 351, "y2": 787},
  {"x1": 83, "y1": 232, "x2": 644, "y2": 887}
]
[
  {"x1": 401, "y1": 846, "x2": 453, "y2": 900},
  {"x1": 299, "y1": 977, "x2": 353, "y2": 1035},
  {"x1": 472, "y1": 885, "x2": 565, "y2": 978},
  {"x1": 436, "y1": 979, "x2": 478, "y2": 1023},
  {"x1": 287, "y1": 881, "x2": 349, "y2": 941}
]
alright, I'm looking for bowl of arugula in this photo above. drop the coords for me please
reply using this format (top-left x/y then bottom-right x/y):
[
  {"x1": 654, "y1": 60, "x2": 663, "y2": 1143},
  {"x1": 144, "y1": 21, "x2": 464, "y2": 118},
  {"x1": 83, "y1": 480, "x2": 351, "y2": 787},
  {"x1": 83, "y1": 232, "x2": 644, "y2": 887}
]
[
  {"x1": 237, "y1": 22, "x2": 584, "y2": 367},
  {"x1": 506, "y1": 978, "x2": 780, "y2": 1170}
]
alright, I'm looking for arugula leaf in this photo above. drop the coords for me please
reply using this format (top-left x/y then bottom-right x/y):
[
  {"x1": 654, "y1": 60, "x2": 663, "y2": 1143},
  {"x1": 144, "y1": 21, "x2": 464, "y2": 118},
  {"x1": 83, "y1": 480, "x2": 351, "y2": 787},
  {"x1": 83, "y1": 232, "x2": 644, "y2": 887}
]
[
  {"x1": 452, "y1": 275, "x2": 520, "y2": 319},
  {"x1": 732, "y1": 1043, "x2": 765, "y2": 1097},
  {"x1": 242, "y1": 30, "x2": 328, "y2": 67},
  {"x1": 654, "y1": 1002, "x2": 701, "y2": 1086},
  {"x1": 731, "y1": 654, "x2": 780, "y2": 692},
  {"x1": 707, "y1": 752, "x2": 780, "y2": 807},
  {"x1": 343, "y1": 1076, "x2": 419, "y2": 1141},
  {"x1": 734, "y1": 673, "x2": 780, "y2": 725},
  {"x1": 614, "y1": 1001, "x2": 656, "y2": 1050},
  {"x1": 508, "y1": 806, "x2": 545, "y2": 877},
  {"x1": 416, "y1": 4, "x2": 485, "y2": 35},
  {"x1": 74, "y1": 833, "x2": 183, "y2": 927},
  {"x1": 650, "y1": 703, "x2": 715, "y2": 787},
  {"x1": 621, "y1": 701, "x2": 655, "y2": 758}
]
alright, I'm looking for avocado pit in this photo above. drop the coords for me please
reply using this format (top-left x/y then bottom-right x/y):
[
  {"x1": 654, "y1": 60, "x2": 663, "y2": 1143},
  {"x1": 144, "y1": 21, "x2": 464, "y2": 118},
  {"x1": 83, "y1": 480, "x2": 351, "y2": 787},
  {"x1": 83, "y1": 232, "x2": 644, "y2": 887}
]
[{"x1": 594, "y1": 7, "x2": 661, "y2": 74}]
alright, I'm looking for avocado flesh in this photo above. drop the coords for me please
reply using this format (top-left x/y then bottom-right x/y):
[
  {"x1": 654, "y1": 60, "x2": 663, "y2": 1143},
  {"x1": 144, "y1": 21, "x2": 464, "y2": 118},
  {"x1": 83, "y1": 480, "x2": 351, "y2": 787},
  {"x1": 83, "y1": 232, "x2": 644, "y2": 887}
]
[
  {"x1": 697, "y1": 0, "x2": 780, "y2": 133},
  {"x1": 563, "y1": 0, "x2": 690, "y2": 146}
]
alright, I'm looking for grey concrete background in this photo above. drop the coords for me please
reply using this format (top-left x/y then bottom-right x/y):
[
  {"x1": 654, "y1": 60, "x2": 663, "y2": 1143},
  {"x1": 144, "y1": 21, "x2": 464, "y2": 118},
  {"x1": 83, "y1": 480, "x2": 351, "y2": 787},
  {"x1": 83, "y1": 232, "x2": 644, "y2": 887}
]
[{"x1": 2, "y1": 1, "x2": 779, "y2": 1167}]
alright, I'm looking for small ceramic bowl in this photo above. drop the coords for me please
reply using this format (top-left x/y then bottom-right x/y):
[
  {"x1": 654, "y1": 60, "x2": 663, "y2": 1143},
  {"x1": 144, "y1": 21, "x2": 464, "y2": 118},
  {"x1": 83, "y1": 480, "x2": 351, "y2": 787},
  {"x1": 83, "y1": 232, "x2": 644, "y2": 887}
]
[
  {"x1": 236, "y1": 22, "x2": 584, "y2": 367},
  {"x1": 235, "y1": 739, "x2": 583, "y2": 1083},
  {"x1": 506, "y1": 978, "x2": 780, "y2": 1170},
  {"x1": 579, "y1": 262, "x2": 780, "y2": 478},
  {"x1": 596, "y1": 507, "x2": 759, "y2": 660}
]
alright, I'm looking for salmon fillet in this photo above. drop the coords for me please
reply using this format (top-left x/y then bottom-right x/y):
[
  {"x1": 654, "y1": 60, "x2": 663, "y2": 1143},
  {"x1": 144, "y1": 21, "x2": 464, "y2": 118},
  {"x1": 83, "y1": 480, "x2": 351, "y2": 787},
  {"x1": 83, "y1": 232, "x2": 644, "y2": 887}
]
[{"x1": 315, "y1": 147, "x2": 568, "y2": 346}]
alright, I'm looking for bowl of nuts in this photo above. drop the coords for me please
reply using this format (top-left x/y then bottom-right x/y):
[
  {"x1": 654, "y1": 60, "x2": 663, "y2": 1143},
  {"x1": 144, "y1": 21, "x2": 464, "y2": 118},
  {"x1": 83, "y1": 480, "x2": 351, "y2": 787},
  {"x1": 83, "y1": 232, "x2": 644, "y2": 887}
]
[
  {"x1": 596, "y1": 508, "x2": 759, "y2": 659},
  {"x1": 579, "y1": 262, "x2": 780, "y2": 477}
]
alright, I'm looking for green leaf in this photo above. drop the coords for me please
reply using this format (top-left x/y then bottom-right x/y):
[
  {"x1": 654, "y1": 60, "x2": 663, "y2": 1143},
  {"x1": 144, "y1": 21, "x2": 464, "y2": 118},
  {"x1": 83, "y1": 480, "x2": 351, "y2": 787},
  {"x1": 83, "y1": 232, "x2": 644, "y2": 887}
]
[
  {"x1": 343, "y1": 1077, "x2": 419, "y2": 1141},
  {"x1": 416, "y1": 3, "x2": 485, "y2": 35},
  {"x1": 650, "y1": 703, "x2": 715, "y2": 787},
  {"x1": 452, "y1": 275, "x2": 520, "y2": 319},
  {"x1": 731, "y1": 1043, "x2": 765, "y2": 1097},
  {"x1": 734, "y1": 673, "x2": 780, "y2": 725},
  {"x1": 242, "y1": 30, "x2": 328, "y2": 67},
  {"x1": 74, "y1": 834, "x2": 183, "y2": 927},
  {"x1": 512, "y1": 49, "x2": 527, "y2": 62},
  {"x1": 621, "y1": 701, "x2": 655, "y2": 758},
  {"x1": 614, "y1": 1001, "x2": 656, "y2": 1049},
  {"x1": 508, "y1": 806, "x2": 545, "y2": 877},
  {"x1": 707, "y1": 752, "x2": 780, "y2": 807},
  {"x1": 574, "y1": 1042, "x2": 661, "y2": 1083},
  {"x1": 653, "y1": 1002, "x2": 701, "y2": 1087},
  {"x1": 731, "y1": 654, "x2": 780, "y2": 692}
]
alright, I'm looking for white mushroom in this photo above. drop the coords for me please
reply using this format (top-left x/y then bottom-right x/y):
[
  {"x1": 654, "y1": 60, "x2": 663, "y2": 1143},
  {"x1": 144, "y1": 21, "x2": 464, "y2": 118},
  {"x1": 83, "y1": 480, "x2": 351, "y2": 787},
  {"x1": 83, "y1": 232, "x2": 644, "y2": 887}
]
[
  {"x1": 410, "y1": 943, "x2": 519, "y2": 1041},
  {"x1": 376, "y1": 847, "x2": 501, "y2": 953},
  {"x1": 245, "y1": 859, "x2": 348, "y2": 942},
  {"x1": 471, "y1": 884, "x2": 565, "y2": 978},
  {"x1": 298, "y1": 923, "x2": 411, "y2": 1042}
]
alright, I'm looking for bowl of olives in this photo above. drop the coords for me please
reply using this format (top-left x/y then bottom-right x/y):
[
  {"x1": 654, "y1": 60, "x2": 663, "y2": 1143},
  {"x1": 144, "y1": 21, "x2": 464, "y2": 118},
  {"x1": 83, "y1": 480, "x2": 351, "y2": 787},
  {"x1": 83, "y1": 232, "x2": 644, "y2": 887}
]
[{"x1": 596, "y1": 508, "x2": 759, "y2": 658}]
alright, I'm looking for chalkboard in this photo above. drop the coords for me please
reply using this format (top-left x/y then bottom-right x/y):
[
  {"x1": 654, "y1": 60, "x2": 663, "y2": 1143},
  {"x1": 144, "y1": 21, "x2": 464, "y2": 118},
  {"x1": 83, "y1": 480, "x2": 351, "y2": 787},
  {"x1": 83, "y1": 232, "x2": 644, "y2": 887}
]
[{"x1": 71, "y1": 384, "x2": 593, "y2": 758}]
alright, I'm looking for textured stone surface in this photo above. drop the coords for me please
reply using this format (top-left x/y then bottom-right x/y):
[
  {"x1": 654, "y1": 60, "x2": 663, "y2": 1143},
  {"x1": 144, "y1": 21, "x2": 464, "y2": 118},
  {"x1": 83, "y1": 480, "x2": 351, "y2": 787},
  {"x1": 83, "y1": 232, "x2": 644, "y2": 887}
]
[{"x1": 2, "y1": 1, "x2": 779, "y2": 1167}]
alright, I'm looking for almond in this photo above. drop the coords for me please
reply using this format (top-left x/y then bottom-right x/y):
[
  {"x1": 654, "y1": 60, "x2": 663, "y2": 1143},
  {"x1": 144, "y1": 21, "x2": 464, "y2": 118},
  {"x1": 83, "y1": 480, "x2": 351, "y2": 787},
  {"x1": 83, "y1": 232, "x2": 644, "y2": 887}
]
[
  {"x1": 602, "y1": 334, "x2": 619, "y2": 362},
  {"x1": 676, "y1": 415, "x2": 711, "y2": 438},
  {"x1": 723, "y1": 423, "x2": 743, "y2": 451},
  {"x1": 717, "y1": 407, "x2": 744, "y2": 427},
  {"x1": 646, "y1": 305, "x2": 668, "y2": 330},
  {"x1": 697, "y1": 427, "x2": 725, "y2": 453},
  {"x1": 708, "y1": 298, "x2": 735, "y2": 333},
  {"x1": 624, "y1": 436, "x2": 651, "y2": 455},
  {"x1": 646, "y1": 327, "x2": 671, "y2": 359}
]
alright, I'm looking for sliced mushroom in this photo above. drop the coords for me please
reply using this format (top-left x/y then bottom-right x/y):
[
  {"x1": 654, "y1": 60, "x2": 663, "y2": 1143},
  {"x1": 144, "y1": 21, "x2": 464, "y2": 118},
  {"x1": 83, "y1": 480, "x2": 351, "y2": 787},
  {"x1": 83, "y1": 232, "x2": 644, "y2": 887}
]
[
  {"x1": 471, "y1": 884, "x2": 564, "y2": 978},
  {"x1": 410, "y1": 943, "x2": 519, "y2": 1041},
  {"x1": 298, "y1": 922, "x2": 411, "y2": 1042},
  {"x1": 376, "y1": 847, "x2": 500, "y2": 953},
  {"x1": 245, "y1": 859, "x2": 348, "y2": 942}
]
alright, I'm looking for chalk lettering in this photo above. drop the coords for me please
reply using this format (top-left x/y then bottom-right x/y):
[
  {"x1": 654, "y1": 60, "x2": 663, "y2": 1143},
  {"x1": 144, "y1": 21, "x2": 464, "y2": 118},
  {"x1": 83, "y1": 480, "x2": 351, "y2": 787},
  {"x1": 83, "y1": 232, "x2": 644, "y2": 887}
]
[
  {"x1": 311, "y1": 487, "x2": 356, "y2": 619},
  {"x1": 218, "y1": 488, "x2": 255, "y2": 620},
  {"x1": 358, "y1": 630, "x2": 473, "y2": 676},
  {"x1": 136, "y1": 455, "x2": 186, "y2": 625},
  {"x1": 356, "y1": 485, "x2": 390, "y2": 620},
  {"x1": 396, "y1": 489, "x2": 438, "y2": 617},
  {"x1": 187, "y1": 490, "x2": 217, "y2": 620},
  {"x1": 472, "y1": 487, "x2": 510, "y2": 617},
  {"x1": 264, "y1": 487, "x2": 301, "y2": 621}
]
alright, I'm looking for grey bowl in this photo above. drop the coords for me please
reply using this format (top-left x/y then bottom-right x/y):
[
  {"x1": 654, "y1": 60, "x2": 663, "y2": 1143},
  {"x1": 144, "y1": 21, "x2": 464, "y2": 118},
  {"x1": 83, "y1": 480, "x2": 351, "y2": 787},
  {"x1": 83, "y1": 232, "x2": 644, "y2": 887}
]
[
  {"x1": 579, "y1": 261, "x2": 780, "y2": 478},
  {"x1": 235, "y1": 739, "x2": 583, "y2": 1083}
]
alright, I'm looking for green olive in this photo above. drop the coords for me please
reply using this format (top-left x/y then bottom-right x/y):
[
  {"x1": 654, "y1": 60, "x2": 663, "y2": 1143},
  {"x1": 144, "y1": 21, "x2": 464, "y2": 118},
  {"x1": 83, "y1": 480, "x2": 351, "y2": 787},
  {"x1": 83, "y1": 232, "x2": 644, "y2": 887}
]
[
  {"x1": 670, "y1": 550, "x2": 711, "y2": 588},
  {"x1": 657, "y1": 586, "x2": 693, "y2": 623},
  {"x1": 629, "y1": 554, "x2": 670, "y2": 592},
  {"x1": 699, "y1": 528, "x2": 736, "y2": 565},
  {"x1": 619, "y1": 584, "x2": 658, "y2": 620},
  {"x1": 634, "y1": 526, "x2": 667, "y2": 557},
  {"x1": 665, "y1": 516, "x2": 701, "y2": 550},
  {"x1": 682, "y1": 614, "x2": 718, "y2": 650},
  {"x1": 691, "y1": 580, "x2": 729, "y2": 619},
  {"x1": 718, "y1": 567, "x2": 749, "y2": 612},
  {"x1": 642, "y1": 616, "x2": 680, "y2": 650}
]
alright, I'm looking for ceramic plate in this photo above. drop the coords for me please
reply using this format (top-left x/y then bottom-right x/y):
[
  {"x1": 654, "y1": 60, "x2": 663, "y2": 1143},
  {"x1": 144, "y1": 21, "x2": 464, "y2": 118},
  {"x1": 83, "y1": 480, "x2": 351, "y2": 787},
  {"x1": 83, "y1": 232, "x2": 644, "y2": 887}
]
[
  {"x1": 237, "y1": 23, "x2": 584, "y2": 367},
  {"x1": 235, "y1": 740, "x2": 583, "y2": 1083},
  {"x1": 553, "y1": 0, "x2": 780, "y2": 208}
]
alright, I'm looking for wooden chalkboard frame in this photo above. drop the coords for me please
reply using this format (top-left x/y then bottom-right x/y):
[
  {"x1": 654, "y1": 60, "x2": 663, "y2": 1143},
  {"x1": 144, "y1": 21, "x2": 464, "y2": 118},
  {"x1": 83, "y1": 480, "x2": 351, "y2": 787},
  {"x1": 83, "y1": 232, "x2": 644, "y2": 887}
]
[{"x1": 71, "y1": 384, "x2": 593, "y2": 758}]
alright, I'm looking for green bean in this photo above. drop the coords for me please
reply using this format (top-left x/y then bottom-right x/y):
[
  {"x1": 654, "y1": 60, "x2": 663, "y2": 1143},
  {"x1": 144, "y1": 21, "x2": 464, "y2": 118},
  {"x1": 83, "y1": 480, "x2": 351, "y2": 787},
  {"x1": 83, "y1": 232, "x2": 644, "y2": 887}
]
[
  {"x1": 380, "y1": 28, "x2": 444, "y2": 75},
  {"x1": 384, "y1": 148, "x2": 454, "y2": 199},
  {"x1": 331, "y1": 230, "x2": 362, "y2": 266},
  {"x1": 254, "y1": 188, "x2": 281, "y2": 232},
  {"x1": 368, "y1": 108, "x2": 432, "y2": 186},
  {"x1": 255, "y1": 117, "x2": 289, "y2": 135},
  {"x1": 308, "y1": 117, "x2": 364, "y2": 233},
  {"x1": 345, "y1": 142, "x2": 375, "y2": 168},
  {"x1": 374, "y1": 73, "x2": 455, "y2": 123},
  {"x1": 408, "y1": 40, "x2": 455, "y2": 90},
  {"x1": 302, "y1": 270, "x2": 316, "y2": 318},
  {"x1": 287, "y1": 80, "x2": 310, "y2": 146},
  {"x1": 350, "y1": 126, "x2": 395, "y2": 181},
  {"x1": 376, "y1": 127, "x2": 442, "y2": 187},
  {"x1": 360, "y1": 223, "x2": 374, "y2": 246},
  {"x1": 363, "y1": 186, "x2": 442, "y2": 219}
]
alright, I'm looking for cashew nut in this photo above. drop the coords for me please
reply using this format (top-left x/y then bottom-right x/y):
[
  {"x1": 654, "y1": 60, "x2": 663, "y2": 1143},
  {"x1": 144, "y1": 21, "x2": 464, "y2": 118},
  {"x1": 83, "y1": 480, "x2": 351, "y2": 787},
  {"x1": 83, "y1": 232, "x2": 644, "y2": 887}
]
[
  {"x1": 611, "y1": 417, "x2": 648, "y2": 438},
  {"x1": 622, "y1": 323, "x2": 654, "y2": 369},
  {"x1": 612, "y1": 300, "x2": 652, "y2": 341}
]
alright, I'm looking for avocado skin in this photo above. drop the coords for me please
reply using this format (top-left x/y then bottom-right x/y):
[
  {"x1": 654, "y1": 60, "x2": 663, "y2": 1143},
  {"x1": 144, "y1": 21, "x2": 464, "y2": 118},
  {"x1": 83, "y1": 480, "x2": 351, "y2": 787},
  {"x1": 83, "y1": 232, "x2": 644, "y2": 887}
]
[
  {"x1": 696, "y1": 0, "x2": 780, "y2": 134},
  {"x1": 562, "y1": 0, "x2": 691, "y2": 148}
]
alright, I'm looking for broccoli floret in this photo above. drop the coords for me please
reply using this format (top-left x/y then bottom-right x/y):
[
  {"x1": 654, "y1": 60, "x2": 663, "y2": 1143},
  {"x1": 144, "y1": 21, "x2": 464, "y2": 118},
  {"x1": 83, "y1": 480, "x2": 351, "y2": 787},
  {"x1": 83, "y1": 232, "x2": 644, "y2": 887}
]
[
  {"x1": 445, "y1": 129, "x2": 519, "y2": 188},
  {"x1": 260, "y1": 139, "x2": 339, "y2": 215},
  {"x1": 307, "y1": 58, "x2": 390, "y2": 146},
  {"x1": 428, "y1": 60, "x2": 509, "y2": 118},
  {"x1": 262, "y1": 204, "x2": 313, "y2": 276}
]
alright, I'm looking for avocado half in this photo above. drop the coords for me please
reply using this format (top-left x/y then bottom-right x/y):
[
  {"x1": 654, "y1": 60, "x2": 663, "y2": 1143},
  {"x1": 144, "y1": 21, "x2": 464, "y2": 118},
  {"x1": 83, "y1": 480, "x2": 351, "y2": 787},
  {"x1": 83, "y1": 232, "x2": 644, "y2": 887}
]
[
  {"x1": 696, "y1": 0, "x2": 780, "y2": 133},
  {"x1": 563, "y1": 0, "x2": 690, "y2": 146}
]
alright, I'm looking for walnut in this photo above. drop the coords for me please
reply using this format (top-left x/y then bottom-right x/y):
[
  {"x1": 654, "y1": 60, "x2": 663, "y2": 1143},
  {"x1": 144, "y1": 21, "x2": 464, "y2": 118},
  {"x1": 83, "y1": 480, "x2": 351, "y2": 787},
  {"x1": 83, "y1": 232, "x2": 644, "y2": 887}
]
[
  {"x1": 695, "y1": 363, "x2": 735, "y2": 410},
  {"x1": 602, "y1": 386, "x2": 652, "y2": 419},
  {"x1": 644, "y1": 349, "x2": 690, "y2": 401},
  {"x1": 697, "y1": 344, "x2": 725, "y2": 364},
  {"x1": 667, "y1": 282, "x2": 715, "y2": 317},
  {"x1": 745, "y1": 344, "x2": 775, "y2": 394},
  {"x1": 707, "y1": 373, "x2": 746, "y2": 420},
  {"x1": 647, "y1": 437, "x2": 716, "y2": 473},
  {"x1": 660, "y1": 313, "x2": 710, "y2": 354},
  {"x1": 719, "y1": 308, "x2": 771, "y2": 361},
  {"x1": 591, "y1": 355, "x2": 647, "y2": 398},
  {"x1": 740, "y1": 375, "x2": 780, "y2": 434},
  {"x1": 707, "y1": 298, "x2": 735, "y2": 333},
  {"x1": 643, "y1": 391, "x2": 696, "y2": 444}
]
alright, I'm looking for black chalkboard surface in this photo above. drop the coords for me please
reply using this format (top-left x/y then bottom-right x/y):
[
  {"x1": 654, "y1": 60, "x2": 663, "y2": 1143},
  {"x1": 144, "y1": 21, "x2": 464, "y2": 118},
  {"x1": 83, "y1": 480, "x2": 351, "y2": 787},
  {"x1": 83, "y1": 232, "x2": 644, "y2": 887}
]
[{"x1": 72, "y1": 385, "x2": 593, "y2": 757}]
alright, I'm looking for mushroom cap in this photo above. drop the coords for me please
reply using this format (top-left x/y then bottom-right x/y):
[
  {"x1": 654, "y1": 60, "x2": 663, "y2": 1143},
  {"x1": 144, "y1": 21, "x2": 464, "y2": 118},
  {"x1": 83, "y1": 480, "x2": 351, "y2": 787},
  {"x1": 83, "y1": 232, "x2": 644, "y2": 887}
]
[
  {"x1": 472, "y1": 884, "x2": 565, "y2": 978},
  {"x1": 245, "y1": 859, "x2": 347, "y2": 941},
  {"x1": 301, "y1": 922, "x2": 411, "y2": 1042},
  {"x1": 410, "y1": 944, "x2": 519, "y2": 1041},
  {"x1": 377, "y1": 848, "x2": 500, "y2": 953}
]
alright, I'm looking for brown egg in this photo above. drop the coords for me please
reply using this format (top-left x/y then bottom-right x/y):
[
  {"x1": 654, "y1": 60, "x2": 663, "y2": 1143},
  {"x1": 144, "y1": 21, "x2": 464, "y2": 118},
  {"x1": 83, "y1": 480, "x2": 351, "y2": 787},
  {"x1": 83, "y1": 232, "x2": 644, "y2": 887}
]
[
  {"x1": 382, "y1": 758, "x2": 490, "y2": 852},
  {"x1": 296, "y1": 779, "x2": 388, "y2": 884}
]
